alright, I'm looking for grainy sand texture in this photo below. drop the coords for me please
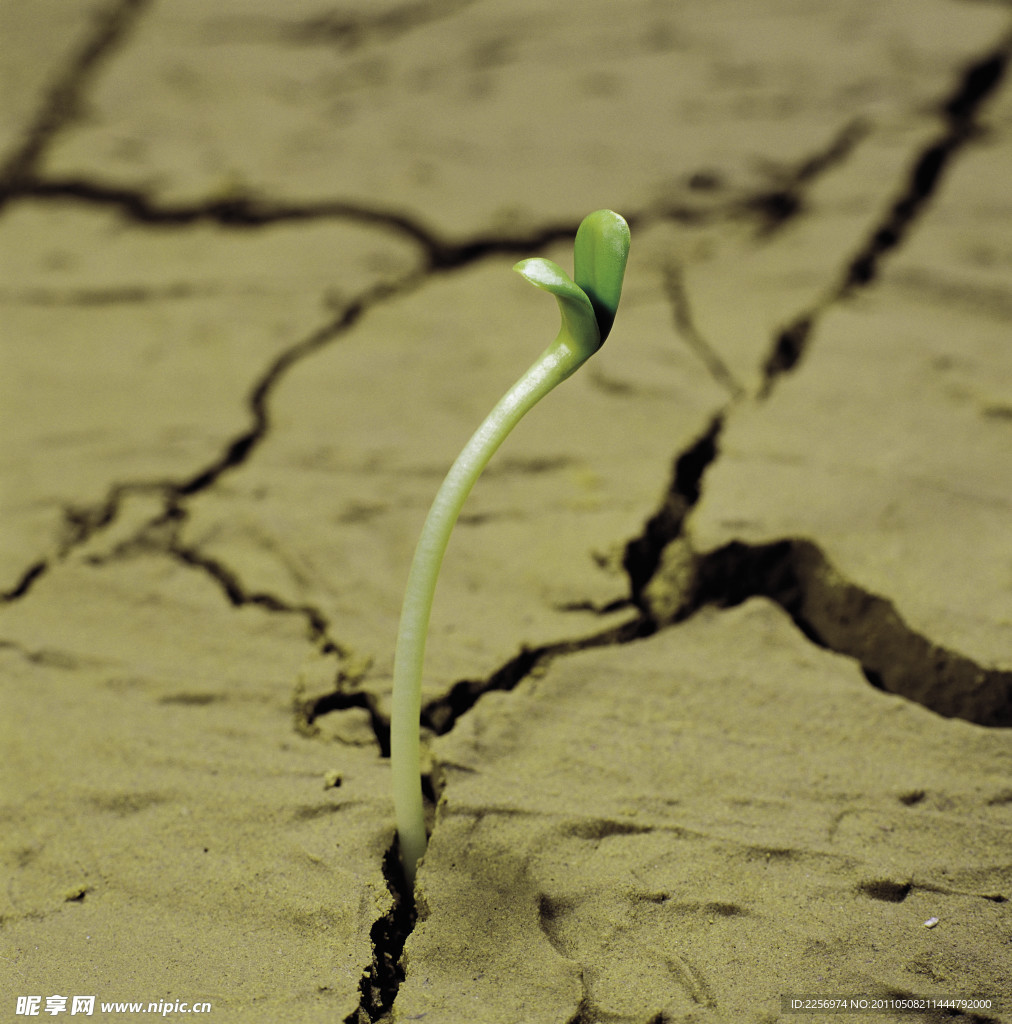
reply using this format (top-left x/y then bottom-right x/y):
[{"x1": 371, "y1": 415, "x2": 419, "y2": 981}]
[{"x1": 2, "y1": 2, "x2": 1010, "y2": 1022}]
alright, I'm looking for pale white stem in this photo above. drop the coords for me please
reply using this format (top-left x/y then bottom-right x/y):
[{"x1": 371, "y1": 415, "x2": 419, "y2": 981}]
[{"x1": 390, "y1": 340, "x2": 584, "y2": 887}]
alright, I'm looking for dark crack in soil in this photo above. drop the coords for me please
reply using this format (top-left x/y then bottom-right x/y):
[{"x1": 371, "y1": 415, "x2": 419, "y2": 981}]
[
  {"x1": 762, "y1": 33, "x2": 1012, "y2": 391},
  {"x1": 0, "y1": 0, "x2": 153, "y2": 205},
  {"x1": 689, "y1": 539, "x2": 1012, "y2": 728},
  {"x1": 343, "y1": 840, "x2": 415, "y2": 1024}
]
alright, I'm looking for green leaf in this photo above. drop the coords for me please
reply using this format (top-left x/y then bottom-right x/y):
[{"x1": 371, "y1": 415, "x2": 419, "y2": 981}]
[
  {"x1": 513, "y1": 256, "x2": 600, "y2": 359},
  {"x1": 573, "y1": 210, "x2": 631, "y2": 343}
]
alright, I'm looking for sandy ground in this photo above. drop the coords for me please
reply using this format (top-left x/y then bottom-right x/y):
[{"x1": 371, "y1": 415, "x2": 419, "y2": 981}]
[{"x1": 2, "y1": 2, "x2": 1011, "y2": 1022}]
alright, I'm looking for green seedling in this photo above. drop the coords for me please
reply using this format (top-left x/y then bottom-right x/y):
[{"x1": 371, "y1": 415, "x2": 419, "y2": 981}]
[{"x1": 390, "y1": 210, "x2": 631, "y2": 886}]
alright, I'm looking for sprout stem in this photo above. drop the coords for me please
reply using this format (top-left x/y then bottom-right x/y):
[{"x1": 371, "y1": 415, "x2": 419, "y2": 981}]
[
  {"x1": 390, "y1": 211, "x2": 630, "y2": 887},
  {"x1": 391, "y1": 346, "x2": 579, "y2": 886}
]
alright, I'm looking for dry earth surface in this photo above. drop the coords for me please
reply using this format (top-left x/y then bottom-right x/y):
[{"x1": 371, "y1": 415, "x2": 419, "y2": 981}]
[{"x1": 2, "y1": 2, "x2": 1011, "y2": 1023}]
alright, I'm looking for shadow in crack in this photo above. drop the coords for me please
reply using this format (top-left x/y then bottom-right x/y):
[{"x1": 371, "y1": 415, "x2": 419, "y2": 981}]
[{"x1": 684, "y1": 538, "x2": 1012, "y2": 728}]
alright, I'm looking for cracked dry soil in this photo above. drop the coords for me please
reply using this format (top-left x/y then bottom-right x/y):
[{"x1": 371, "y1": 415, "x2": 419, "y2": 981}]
[{"x1": 2, "y1": 2, "x2": 1011, "y2": 1022}]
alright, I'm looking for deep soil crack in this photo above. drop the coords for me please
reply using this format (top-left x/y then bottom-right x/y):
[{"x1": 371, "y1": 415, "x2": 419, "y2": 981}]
[
  {"x1": 7, "y1": 163, "x2": 856, "y2": 282},
  {"x1": 612, "y1": 30, "x2": 1012, "y2": 731},
  {"x1": 297, "y1": 687, "x2": 390, "y2": 755},
  {"x1": 678, "y1": 539, "x2": 1011, "y2": 727},
  {"x1": 0, "y1": 0, "x2": 152, "y2": 205},
  {"x1": 9, "y1": 177, "x2": 589, "y2": 277},
  {"x1": 0, "y1": 274, "x2": 412, "y2": 603},
  {"x1": 343, "y1": 839, "x2": 414, "y2": 1024},
  {"x1": 420, "y1": 614, "x2": 652, "y2": 738},
  {"x1": 174, "y1": 280, "x2": 410, "y2": 497},
  {"x1": 616, "y1": 417, "x2": 1009, "y2": 727},
  {"x1": 760, "y1": 31, "x2": 1012, "y2": 393},
  {"x1": 841, "y1": 39, "x2": 1010, "y2": 295},
  {"x1": 167, "y1": 523, "x2": 351, "y2": 660},
  {"x1": 408, "y1": 525, "x2": 1010, "y2": 817},
  {"x1": 1, "y1": 562, "x2": 47, "y2": 602},
  {"x1": 622, "y1": 415, "x2": 724, "y2": 609},
  {"x1": 740, "y1": 118, "x2": 870, "y2": 237},
  {"x1": 12, "y1": 177, "x2": 439, "y2": 249}
]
